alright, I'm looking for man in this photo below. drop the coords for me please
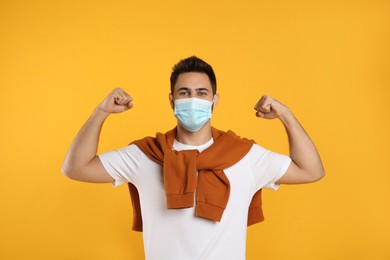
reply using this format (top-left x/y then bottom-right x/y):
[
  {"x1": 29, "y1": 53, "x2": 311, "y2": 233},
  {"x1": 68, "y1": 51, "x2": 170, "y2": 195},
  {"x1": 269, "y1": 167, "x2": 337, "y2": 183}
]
[{"x1": 62, "y1": 56, "x2": 325, "y2": 259}]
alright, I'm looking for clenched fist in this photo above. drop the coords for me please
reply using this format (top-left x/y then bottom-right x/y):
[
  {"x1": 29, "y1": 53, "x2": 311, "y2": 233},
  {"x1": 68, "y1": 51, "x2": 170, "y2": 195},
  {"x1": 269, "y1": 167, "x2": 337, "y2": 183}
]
[
  {"x1": 98, "y1": 88, "x2": 133, "y2": 114},
  {"x1": 254, "y1": 95, "x2": 290, "y2": 119}
]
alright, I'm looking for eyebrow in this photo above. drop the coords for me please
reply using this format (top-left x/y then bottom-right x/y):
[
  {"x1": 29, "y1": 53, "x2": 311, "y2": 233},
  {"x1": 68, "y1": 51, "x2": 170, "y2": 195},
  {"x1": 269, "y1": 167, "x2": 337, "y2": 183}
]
[{"x1": 176, "y1": 87, "x2": 209, "y2": 92}]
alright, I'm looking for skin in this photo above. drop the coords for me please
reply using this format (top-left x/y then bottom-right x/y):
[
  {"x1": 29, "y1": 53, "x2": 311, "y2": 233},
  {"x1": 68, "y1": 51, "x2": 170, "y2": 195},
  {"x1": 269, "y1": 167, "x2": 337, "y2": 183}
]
[{"x1": 62, "y1": 72, "x2": 325, "y2": 184}]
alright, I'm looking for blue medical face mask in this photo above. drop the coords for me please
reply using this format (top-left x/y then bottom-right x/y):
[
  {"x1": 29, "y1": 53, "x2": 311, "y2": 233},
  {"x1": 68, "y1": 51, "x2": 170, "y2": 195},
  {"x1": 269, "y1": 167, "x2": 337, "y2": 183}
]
[{"x1": 174, "y1": 98, "x2": 213, "y2": 132}]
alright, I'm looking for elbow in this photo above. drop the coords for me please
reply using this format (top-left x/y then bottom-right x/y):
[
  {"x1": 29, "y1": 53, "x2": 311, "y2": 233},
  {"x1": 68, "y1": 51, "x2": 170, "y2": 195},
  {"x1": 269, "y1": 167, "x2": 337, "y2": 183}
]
[
  {"x1": 300, "y1": 167, "x2": 325, "y2": 184},
  {"x1": 61, "y1": 164, "x2": 72, "y2": 179},
  {"x1": 61, "y1": 163, "x2": 79, "y2": 180},
  {"x1": 311, "y1": 168, "x2": 326, "y2": 182},
  {"x1": 320, "y1": 169, "x2": 326, "y2": 179}
]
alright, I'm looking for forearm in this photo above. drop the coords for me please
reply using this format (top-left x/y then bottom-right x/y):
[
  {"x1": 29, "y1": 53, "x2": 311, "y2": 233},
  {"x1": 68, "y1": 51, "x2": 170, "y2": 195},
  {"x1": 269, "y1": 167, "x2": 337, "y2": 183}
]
[
  {"x1": 279, "y1": 110, "x2": 325, "y2": 182},
  {"x1": 62, "y1": 108, "x2": 109, "y2": 178}
]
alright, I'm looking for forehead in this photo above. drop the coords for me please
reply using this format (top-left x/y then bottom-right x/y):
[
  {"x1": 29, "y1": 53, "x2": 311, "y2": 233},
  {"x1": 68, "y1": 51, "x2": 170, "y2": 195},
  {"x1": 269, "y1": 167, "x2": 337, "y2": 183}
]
[{"x1": 173, "y1": 72, "x2": 212, "y2": 91}]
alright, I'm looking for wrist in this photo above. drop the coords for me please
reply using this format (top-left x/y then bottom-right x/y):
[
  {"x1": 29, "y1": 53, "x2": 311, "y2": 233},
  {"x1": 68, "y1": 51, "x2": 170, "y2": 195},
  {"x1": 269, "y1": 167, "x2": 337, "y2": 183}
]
[
  {"x1": 278, "y1": 109, "x2": 294, "y2": 124},
  {"x1": 93, "y1": 107, "x2": 110, "y2": 121}
]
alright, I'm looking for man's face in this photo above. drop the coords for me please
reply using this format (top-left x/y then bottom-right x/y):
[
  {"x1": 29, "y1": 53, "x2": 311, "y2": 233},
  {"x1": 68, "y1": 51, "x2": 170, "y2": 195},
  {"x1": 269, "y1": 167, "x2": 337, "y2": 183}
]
[
  {"x1": 170, "y1": 72, "x2": 215, "y2": 104},
  {"x1": 169, "y1": 72, "x2": 220, "y2": 131}
]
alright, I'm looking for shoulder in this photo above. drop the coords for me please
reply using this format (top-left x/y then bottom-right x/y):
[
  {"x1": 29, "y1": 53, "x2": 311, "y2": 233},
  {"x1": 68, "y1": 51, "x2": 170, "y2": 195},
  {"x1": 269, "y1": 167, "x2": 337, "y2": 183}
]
[
  {"x1": 126, "y1": 143, "x2": 145, "y2": 154},
  {"x1": 246, "y1": 144, "x2": 291, "y2": 168},
  {"x1": 100, "y1": 144, "x2": 148, "y2": 163},
  {"x1": 247, "y1": 143, "x2": 268, "y2": 156}
]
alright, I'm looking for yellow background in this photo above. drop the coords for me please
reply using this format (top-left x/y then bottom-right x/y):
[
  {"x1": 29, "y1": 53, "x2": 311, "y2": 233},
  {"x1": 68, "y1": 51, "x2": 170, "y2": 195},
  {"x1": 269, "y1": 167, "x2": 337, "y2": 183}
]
[{"x1": 1, "y1": 0, "x2": 389, "y2": 259}]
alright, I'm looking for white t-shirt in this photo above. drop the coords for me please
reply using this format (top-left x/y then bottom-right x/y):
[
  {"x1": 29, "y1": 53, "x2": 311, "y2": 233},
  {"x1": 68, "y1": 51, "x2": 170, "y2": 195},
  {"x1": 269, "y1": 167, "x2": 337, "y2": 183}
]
[{"x1": 98, "y1": 138, "x2": 291, "y2": 260}]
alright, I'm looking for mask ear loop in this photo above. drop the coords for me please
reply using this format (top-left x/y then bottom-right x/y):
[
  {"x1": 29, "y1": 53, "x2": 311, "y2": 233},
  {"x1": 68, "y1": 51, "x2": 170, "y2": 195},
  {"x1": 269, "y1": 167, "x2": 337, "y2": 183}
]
[{"x1": 211, "y1": 95, "x2": 216, "y2": 111}]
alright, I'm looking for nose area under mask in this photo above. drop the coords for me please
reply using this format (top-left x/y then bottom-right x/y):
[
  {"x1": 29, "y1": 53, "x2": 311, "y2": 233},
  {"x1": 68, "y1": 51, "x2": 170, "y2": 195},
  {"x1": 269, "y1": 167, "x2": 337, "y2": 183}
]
[{"x1": 173, "y1": 98, "x2": 213, "y2": 132}]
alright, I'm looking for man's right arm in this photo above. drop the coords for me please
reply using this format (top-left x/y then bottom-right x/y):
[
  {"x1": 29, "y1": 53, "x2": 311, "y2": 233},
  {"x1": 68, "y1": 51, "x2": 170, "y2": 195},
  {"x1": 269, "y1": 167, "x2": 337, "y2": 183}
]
[{"x1": 61, "y1": 88, "x2": 133, "y2": 183}]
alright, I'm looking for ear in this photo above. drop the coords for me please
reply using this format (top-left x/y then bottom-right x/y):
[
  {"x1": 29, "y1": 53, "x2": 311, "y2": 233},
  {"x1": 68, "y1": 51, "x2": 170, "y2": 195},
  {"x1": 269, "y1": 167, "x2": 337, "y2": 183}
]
[
  {"x1": 169, "y1": 93, "x2": 174, "y2": 109},
  {"x1": 212, "y1": 93, "x2": 220, "y2": 110}
]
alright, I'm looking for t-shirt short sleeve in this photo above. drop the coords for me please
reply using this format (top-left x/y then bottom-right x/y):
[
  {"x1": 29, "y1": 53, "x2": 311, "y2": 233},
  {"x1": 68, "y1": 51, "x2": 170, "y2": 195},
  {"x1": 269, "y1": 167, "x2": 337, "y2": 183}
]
[
  {"x1": 98, "y1": 144, "x2": 144, "y2": 186},
  {"x1": 249, "y1": 144, "x2": 292, "y2": 190}
]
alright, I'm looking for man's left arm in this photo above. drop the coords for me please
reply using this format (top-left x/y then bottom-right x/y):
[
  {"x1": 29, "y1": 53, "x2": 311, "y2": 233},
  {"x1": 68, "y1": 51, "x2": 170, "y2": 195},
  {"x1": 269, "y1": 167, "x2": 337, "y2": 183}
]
[{"x1": 254, "y1": 95, "x2": 325, "y2": 184}]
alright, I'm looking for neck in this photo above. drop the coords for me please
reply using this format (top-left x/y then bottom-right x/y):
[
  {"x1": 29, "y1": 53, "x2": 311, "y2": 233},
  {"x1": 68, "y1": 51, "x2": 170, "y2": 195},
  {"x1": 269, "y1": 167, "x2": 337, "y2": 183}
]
[{"x1": 176, "y1": 122, "x2": 212, "y2": 146}]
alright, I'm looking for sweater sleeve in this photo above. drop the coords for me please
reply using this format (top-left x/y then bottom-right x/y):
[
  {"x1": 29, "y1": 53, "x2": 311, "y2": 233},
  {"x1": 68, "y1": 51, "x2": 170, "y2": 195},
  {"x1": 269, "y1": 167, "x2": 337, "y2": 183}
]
[
  {"x1": 249, "y1": 144, "x2": 292, "y2": 191},
  {"x1": 98, "y1": 144, "x2": 144, "y2": 186}
]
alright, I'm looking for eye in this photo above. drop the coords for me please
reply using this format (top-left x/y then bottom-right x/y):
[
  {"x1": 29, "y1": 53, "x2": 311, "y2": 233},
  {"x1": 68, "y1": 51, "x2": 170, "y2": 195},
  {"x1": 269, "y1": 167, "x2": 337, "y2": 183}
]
[
  {"x1": 198, "y1": 91, "x2": 207, "y2": 96},
  {"x1": 179, "y1": 91, "x2": 190, "y2": 96}
]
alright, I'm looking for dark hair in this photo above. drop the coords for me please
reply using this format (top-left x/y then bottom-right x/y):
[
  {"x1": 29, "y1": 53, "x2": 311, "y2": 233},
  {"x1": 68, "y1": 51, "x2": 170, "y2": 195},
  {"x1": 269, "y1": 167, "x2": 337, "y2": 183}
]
[{"x1": 170, "y1": 56, "x2": 217, "y2": 94}]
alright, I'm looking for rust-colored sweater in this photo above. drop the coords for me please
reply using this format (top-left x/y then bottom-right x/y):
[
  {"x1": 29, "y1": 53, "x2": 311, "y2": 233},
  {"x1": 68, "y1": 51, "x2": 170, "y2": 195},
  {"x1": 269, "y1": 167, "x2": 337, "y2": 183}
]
[{"x1": 128, "y1": 127, "x2": 265, "y2": 232}]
